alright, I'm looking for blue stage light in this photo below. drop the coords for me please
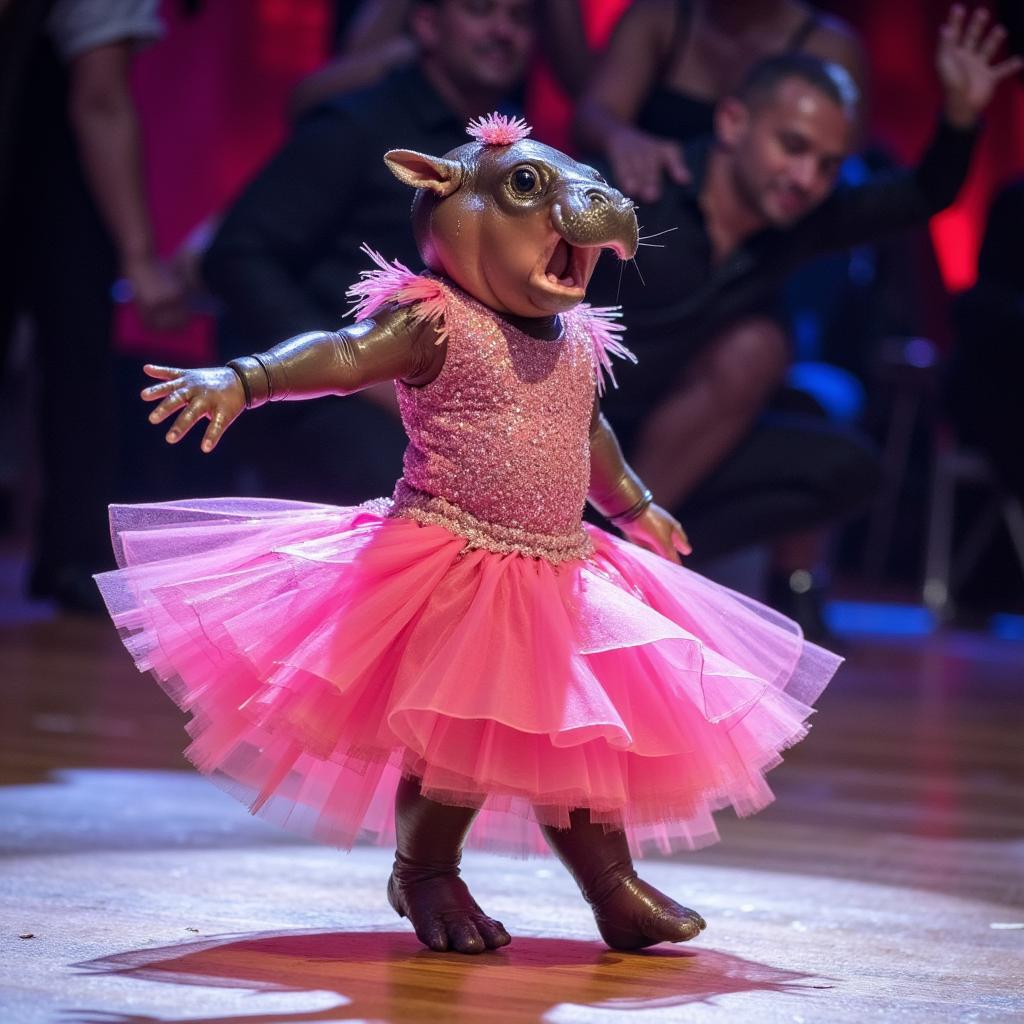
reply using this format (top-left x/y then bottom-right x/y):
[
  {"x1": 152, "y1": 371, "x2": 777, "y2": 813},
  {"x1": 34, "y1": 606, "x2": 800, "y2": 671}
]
[
  {"x1": 787, "y1": 362, "x2": 867, "y2": 424},
  {"x1": 989, "y1": 614, "x2": 1024, "y2": 641},
  {"x1": 824, "y1": 601, "x2": 938, "y2": 636}
]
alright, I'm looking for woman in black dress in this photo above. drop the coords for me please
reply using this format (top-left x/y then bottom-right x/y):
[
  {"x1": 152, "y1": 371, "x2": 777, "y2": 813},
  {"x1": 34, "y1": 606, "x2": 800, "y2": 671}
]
[{"x1": 575, "y1": 0, "x2": 866, "y2": 201}]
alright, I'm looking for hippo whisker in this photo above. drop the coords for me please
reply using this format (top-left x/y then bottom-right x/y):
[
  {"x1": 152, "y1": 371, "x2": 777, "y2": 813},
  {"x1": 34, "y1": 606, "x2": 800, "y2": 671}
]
[
  {"x1": 630, "y1": 257, "x2": 646, "y2": 286},
  {"x1": 637, "y1": 226, "x2": 679, "y2": 242}
]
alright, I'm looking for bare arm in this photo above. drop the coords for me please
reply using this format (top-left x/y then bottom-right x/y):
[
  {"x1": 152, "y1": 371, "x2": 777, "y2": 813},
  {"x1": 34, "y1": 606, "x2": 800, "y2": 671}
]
[
  {"x1": 288, "y1": 37, "x2": 416, "y2": 121},
  {"x1": 574, "y1": 0, "x2": 690, "y2": 202},
  {"x1": 141, "y1": 305, "x2": 443, "y2": 452},
  {"x1": 288, "y1": 0, "x2": 415, "y2": 120},
  {"x1": 588, "y1": 396, "x2": 691, "y2": 563},
  {"x1": 539, "y1": 0, "x2": 593, "y2": 98},
  {"x1": 794, "y1": 5, "x2": 1021, "y2": 256},
  {"x1": 576, "y1": 0, "x2": 670, "y2": 142},
  {"x1": 68, "y1": 41, "x2": 187, "y2": 332},
  {"x1": 343, "y1": 0, "x2": 414, "y2": 50}
]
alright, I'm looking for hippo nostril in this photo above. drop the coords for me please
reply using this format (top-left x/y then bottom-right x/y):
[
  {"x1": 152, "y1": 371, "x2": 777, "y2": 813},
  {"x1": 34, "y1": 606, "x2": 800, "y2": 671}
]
[{"x1": 586, "y1": 190, "x2": 610, "y2": 206}]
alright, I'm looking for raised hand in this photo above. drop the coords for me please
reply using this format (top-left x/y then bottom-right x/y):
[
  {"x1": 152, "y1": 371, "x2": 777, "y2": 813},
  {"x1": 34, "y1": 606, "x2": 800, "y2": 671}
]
[
  {"x1": 606, "y1": 125, "x2": 690, "y2": 204},
  {"x1": 937, "y1": 4, "x2": 1024, "y2": 129},
  {"x1": 141, "y1": 364, "x2": 246, "y2": 452},
  {"x1": 619, "y1": 503, "x2": 692, "y2": 564}
]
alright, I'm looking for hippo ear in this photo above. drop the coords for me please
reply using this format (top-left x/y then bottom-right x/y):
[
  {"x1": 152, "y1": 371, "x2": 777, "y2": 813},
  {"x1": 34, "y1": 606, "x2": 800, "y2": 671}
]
[{"x1": 384, "y1": 150, "x2": 463, "y2": 197}]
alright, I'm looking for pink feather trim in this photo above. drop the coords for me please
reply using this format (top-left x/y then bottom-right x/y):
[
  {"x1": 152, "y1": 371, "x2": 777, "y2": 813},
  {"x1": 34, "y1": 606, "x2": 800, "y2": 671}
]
[
  {"x1": 576, "y1": 304, "x2": 636, "y2": 396},
  {"x1": 466, "y1": 113, "x2": 532, "y2": 146},
  {"x1": 345, "y1": 244, "x2": 448, "y2": 344}
]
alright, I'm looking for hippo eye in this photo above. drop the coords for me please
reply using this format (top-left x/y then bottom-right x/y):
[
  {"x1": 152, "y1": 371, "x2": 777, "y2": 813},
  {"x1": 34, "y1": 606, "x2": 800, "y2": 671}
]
[{"x1": 510, "y1": 165, "x2": 540, "y2": 196}]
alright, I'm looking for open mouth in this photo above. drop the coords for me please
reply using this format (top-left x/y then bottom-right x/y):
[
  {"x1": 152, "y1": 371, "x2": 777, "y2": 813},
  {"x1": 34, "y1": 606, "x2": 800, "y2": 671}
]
[{"x1": 543, "y1": 238, "x2": 585, "y2": 291}]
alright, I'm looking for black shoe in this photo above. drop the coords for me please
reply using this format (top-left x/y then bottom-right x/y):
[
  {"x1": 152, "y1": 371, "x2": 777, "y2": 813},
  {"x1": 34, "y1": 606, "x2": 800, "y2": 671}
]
[
  {"x1": 766, "y1": 569, "x2": 831, "y2": 644},
  {"x1": 29, "y1": 562, "x2": 108, "y2": 616}
]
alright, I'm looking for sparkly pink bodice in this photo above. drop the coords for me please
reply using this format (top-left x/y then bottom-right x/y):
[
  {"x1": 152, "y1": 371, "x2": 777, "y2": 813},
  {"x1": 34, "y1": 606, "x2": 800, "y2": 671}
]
[{"x1": 392, "y1": 281, "x2": 597, "y2": 562}]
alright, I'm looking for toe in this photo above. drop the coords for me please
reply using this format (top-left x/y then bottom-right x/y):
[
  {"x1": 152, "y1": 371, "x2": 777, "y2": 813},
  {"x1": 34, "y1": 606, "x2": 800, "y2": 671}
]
[
  {"x1": 416, "y1": 918, "x2": 451, "y2": 952},
  {"x1": 678, "y1": 905, "x2": 707, "y2": 933},
  {"x1": 595, "y1": 878, "x2": 707, "y2": 949},
  {"x1": 475, "y1": 915, "x2": 512, "y2": 949},
  {"x1": 651, "y1": 904, "x2": 704, "y2": 943},
  {"x1": 669, "y1": 916, "x2": 703, "y2": 941},
  {"x1": 448, "y1": 918, "x2": 486, "y2": 955}
]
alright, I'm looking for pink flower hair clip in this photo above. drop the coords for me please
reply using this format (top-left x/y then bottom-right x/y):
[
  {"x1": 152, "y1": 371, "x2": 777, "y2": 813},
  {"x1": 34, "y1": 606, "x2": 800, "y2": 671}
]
[{"x1": 466, "y1": 113, "x2": 532, "y2": 147}]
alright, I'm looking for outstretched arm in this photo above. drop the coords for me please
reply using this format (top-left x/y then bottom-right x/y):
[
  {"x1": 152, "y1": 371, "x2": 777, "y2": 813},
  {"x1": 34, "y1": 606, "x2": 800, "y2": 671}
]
[
  {"x1": 797, "y1": 5, "x2": 1022, "y2": 257},
  {"x1": 141, "y1": 305, "x2": 443, "y2": 452},
  {"x1": 587, "y1": 396, "x2": 691, "y2": 564}
]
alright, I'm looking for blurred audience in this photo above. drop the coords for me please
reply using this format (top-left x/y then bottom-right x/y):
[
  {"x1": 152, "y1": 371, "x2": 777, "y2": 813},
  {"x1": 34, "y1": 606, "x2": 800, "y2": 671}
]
[
  {"x1": 586, "y1": 8, "x2": 1019, "y2": 633},
  {"x1": 289, "y1": 0, "x2": 592, "y2": 122},
  {"x1": 202, "y1": 0, "x2": 535, "y2": 505},
  {"x1": 574, "y1": 0, "x2": 866, "y2": 632},
  {"x1": 4, "y1": 0, "x2": 1019, "y2": 628},
  {"x1": 575, "y1": 0, "x2": 867, "y2": 204},
  {"x1": 948, "y1": 180, "x2": 1024, "y2": 505},
  {"x1": 0, "y1": 0, "x2": 183, "y2": 612}
]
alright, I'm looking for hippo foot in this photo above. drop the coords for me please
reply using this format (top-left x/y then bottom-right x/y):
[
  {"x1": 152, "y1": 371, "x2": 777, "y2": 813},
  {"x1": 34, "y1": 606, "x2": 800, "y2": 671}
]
[
  {"x1": 387, "y1": 862, "x2": 511, "y2": 955},
  {"x1": 591, "y1": 874, "x2": 707, "y2": 951}
]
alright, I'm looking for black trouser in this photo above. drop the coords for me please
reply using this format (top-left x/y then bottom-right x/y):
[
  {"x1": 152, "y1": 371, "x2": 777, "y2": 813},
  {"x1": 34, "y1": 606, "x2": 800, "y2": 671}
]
[
  {"x1": 676, "y1": 411, "x2": 882, "y2": 561},
  {"x1": 606, "y1": 408, "x2": 882, "y2": 562},
  {"x1": 0, "y1": 40, "x2": 116, "y2": 577}
]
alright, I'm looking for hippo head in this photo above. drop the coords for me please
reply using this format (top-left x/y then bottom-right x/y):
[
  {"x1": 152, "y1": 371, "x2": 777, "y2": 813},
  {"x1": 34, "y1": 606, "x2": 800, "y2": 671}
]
[{"x1": 384, "y1": 115, "x2": 638, "y2": 318}]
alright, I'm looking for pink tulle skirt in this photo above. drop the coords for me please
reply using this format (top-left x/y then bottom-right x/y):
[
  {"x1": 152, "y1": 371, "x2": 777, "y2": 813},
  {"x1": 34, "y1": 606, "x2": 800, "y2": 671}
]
[{"x1": 96, "y1": 497, "x2": 841, "y2": 858}]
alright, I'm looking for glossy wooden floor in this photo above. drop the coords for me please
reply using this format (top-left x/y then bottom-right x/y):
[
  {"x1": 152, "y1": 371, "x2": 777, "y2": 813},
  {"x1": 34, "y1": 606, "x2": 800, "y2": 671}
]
[{"x1": 2, "y1": 615, "x2": 1023, "y2": 1023}]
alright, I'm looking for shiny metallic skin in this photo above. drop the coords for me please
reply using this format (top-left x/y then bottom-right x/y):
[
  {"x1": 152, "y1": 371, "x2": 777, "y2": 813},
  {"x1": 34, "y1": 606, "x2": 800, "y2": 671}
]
[
  {"x1": 398, "y1": 139, "x2": 639, "y2": 270},
  {"x1": 551, "y1": 188, "x2": 638, "y2": 259}
]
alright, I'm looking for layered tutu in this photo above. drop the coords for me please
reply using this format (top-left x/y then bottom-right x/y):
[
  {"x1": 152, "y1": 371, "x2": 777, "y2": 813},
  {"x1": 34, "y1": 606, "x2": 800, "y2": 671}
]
[{"x1": 96, "y1": 497, "x2": 841, "y2": 858}]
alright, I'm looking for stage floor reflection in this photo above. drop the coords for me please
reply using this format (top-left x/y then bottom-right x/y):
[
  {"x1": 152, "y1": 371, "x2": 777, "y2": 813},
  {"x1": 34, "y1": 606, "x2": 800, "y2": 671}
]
[{"x1": 1, "y1": 617, "x2": 1022, "y2": 1023}]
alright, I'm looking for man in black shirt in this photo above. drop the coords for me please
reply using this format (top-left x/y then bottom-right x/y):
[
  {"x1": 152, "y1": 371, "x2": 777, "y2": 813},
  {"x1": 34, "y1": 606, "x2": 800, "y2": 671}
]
[
  {"x1": 587, "y1": 7, "x2": 1020, "y2": 620},
  {"x1": 202, "y1": 0, "x2": 535, "y2": 503}
]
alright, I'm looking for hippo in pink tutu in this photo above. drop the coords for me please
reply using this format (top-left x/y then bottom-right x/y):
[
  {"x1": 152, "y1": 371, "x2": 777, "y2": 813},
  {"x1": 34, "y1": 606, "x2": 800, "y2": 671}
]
[{"x1": 97, "y1": 115, "x2": 841, "y2": 955}]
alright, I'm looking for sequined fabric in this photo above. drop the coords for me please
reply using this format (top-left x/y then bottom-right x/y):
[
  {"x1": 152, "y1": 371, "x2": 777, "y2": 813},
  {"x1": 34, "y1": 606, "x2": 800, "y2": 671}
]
[
  {"x1": 389, "y1": 480, "x2": 593, "y2": 563},
  {"x1": 392, "y1": 280, "x2": 597, "y2": 563}
]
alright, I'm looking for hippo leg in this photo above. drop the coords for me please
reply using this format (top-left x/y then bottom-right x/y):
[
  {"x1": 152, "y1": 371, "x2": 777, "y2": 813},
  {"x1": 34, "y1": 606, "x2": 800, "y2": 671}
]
[
  {"x1": 540, "y1": 809, "x2": 707, "y2": 950},
  {"x1": 387, "y1": 775, "x2": 511, "y2": 954}
]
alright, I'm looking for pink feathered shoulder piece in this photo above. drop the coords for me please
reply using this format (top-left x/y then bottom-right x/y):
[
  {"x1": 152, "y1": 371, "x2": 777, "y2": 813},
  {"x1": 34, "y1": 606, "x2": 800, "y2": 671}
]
[
  {"x1": 346, "y1": 245, "x2": 450, "y2": 344},
  {"x1": 574, "y1": 304, "x2": 636, "y2": 396}
]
